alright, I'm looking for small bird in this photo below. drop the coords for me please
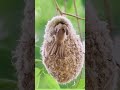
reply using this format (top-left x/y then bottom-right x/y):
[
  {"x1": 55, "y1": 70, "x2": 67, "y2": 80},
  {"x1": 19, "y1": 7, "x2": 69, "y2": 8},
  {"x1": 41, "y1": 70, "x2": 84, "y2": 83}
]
[
  {"x1": 48, "y1": 23, "x2": 68, "y2": 58},
  {"x1": 42, "y1": 16, "x2": 84, "y2": 84}
]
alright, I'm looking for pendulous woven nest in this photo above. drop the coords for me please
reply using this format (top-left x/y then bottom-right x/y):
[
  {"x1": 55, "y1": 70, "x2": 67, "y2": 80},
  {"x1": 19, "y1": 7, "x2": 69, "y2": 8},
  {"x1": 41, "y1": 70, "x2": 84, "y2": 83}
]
[{"x1": 41, "y1": 16, "x2": 84, "y2": 84}]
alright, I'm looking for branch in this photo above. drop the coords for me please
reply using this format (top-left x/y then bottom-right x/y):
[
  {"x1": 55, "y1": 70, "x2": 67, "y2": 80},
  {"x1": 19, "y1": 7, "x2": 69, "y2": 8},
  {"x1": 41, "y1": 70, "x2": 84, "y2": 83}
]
[
  {"x1": 53, "y1": 0, "x2": 85, "y2": 20},
  {"x1": 62, "y1": 12, "x2": 85, "y2": 20},
  {"x1": 64, "y1": 0, "x2": 67, "y2": 13},
  {"x1": 73, "y1": 0, "x2": 82, "y2": 40},
  {"x1": 54, "y1": 0, "x2": 62, "y2": 15}
]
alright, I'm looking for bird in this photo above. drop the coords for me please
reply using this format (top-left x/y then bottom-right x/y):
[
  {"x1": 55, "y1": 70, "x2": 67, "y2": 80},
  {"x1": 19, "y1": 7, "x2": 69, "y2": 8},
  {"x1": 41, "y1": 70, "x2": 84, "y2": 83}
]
[
  {"x1": 48, "y1": 23, "x2": 68, "y2": 58},
  {"x1": 41, "y1": 16, "x2": 84, "y2": 84}
]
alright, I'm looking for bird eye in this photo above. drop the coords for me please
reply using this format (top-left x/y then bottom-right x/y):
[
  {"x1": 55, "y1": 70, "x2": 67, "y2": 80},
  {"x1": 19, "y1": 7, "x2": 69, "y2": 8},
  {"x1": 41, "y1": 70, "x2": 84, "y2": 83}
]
[{"x1": 62, "y1": 29, "x2": 65, "y2": 32}]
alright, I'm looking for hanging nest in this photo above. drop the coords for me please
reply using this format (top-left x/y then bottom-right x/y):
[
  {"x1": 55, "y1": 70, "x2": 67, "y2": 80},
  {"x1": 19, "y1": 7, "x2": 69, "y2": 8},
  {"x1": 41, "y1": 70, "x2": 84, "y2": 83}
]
[{"x1": 41, "y1": 16, "x2": 84, "y2": 84}]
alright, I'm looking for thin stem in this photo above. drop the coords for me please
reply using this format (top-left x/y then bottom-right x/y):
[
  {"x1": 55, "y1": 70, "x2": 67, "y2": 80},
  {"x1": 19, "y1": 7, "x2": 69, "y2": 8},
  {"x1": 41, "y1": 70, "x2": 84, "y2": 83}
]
[
  {"x1": 73, "y1": 0, "x2": 82, "y2": 40},
  {"x1": 53, "y1": 0, "x2": 85, "y2": 20},
  {"x1": 62, "y1": 12, "x2": 85, "y2": 20},
  {"x1": 64, "y1": 0, "x2": 67, "y2": 13},
  {"x1": 54, "y1": 0, "x2": 62, "y2": 15}
]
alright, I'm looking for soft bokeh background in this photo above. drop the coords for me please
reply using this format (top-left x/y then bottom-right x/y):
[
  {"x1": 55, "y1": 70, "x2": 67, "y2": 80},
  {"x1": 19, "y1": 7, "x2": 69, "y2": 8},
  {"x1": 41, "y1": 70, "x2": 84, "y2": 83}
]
[
  {"x1": 35, "y1": 0, "x2": 85, "y2": 90},
  {"x1": 0, "y1": 0, "x2": 24, "y2": 89}
]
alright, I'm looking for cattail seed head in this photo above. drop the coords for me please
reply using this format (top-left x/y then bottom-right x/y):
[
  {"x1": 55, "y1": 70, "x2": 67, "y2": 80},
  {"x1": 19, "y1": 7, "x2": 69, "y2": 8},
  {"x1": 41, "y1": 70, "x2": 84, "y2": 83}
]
[{"x1": 41, "y1": 16, "x2": 84, "y2": 84}]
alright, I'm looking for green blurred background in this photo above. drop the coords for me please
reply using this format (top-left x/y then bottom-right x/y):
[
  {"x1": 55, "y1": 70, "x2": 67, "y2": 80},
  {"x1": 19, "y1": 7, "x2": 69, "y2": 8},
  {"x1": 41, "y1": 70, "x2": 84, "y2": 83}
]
[
  {"x1": 0, "y1": 0, "x2": 24, "y2": 90},
  {"x1": 35, "y1": 0, "x2": 85, "y2": 90}
]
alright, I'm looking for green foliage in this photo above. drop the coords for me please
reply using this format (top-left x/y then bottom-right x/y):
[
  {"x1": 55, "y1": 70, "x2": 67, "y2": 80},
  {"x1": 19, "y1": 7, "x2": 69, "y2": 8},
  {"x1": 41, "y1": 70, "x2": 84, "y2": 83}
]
[{"x1": 35, "y1": 0, "x2": 85, "y2": 89}]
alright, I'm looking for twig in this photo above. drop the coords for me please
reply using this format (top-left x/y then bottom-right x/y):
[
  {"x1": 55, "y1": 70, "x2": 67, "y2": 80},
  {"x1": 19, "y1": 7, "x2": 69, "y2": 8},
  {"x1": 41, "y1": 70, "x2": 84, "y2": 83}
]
[
  {"x1": 53, "y1": 0, "x2": 85, "y2": 20},
  {"x1": 54, "y1": 0, "x2": 62, "y2": 15},
  {"x1": 64, "y1": 0, "x2": 67, "y2": 13},
  {"x1": 73, "y1": 0, "x2": 82, "y2": 40},
  {"x1": 62, "y1": 12, "x2": 85, "y2": 20}
]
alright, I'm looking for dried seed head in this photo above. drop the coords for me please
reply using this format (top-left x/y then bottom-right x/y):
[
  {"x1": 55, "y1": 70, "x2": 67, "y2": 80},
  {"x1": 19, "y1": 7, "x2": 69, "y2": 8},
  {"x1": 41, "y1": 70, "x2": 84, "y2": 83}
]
[{"x1": 41, "y1": 16, "x2": 84, "y2": 84}]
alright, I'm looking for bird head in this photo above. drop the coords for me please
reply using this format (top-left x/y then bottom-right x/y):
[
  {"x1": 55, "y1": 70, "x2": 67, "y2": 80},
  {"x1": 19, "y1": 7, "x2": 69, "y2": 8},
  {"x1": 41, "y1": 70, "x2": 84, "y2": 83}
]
[{"x1": 55, "y1": 23, "x2": 69, "y2": 36}]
